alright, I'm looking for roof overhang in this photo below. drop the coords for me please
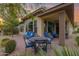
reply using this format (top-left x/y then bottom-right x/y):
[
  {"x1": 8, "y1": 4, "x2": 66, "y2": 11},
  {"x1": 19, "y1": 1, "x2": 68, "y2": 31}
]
[
  {"x1": 21, "y1": 3, "x2": 74, "y2": 25},
  {"x1": 21, "y1": 7, "x2": 46, "y2": 21},
  {"x1": 37, "y1": 3, "x2": 74, "y2": 26},
  {"x1": 36, "y1": 3, "x2": 73, "y2": 17}
]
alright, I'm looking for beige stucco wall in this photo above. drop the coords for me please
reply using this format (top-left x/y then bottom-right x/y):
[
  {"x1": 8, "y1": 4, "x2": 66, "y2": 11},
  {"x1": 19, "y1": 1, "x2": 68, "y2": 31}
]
[
  {"x1": 74, "y1": 4, "x2": 79, "y2": 26},
  {"x1": 68, "y1": 22, "x2": 74, "y2": 37}
]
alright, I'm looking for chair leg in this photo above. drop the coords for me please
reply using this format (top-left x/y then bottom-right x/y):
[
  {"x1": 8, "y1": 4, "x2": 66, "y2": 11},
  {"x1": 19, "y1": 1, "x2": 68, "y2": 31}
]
[{"x1": 48, "y1": 44, "x2": 52, "y2": 49}]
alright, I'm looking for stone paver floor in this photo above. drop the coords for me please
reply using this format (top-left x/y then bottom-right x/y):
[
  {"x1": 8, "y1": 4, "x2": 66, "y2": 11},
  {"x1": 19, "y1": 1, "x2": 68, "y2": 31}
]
[{"x1": 0, "y1": 34, "x2": 77, "y2": 56}]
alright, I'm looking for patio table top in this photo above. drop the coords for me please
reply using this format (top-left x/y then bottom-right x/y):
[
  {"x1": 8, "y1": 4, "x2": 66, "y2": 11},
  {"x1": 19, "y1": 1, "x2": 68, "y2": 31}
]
[{"x1": 29, "y1": 37, "x2": 51, "y2": 42}]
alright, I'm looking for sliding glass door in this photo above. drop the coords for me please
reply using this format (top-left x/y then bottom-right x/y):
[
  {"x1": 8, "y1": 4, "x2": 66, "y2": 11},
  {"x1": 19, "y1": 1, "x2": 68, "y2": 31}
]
[{"x1": 44, "y1": 21, "x2": 55, "y2": 33}]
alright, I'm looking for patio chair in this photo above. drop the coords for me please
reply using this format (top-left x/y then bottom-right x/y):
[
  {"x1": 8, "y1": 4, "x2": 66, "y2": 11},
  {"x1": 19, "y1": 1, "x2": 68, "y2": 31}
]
[
  {"x1": 51, "y1": 32, "x2": 58, "y2": 38},
  {"x1": 23, "y1": 31, "x2": 35, "y2": 48},
  {"x1": 44, "y1": 32, "x2": 53, "y2": 44},
  {"x1": 24, "y1": 31, "x2": 35, "y2": 39}
]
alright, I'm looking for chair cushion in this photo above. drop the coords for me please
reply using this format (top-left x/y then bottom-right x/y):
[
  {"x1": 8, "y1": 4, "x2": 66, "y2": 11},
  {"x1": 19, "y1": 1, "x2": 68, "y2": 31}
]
[
  {"x1": 28, "y1": 31, "x2": 35, "y2": 39},
  {"x1": 25, "y1": 44, "x2": 33, "y2": 48},
  {"x1": 44, "y1": 32, "x2": 49, "y2": 37},
  {"x1": 44, "y1": 32, "x2": 53, "y2": 39},
  {"x1": 47, "y1": 38, "x2": 51, "y2": 44},
  {"x1": 24, "y1": 31, "x2": 35, "y2": 39},
  {"x1": 25, "y1": 39, "x2": 33, "y2": 48},
  {"x1": 51, "y1": 32, "x2": 57, "y2": 38}
]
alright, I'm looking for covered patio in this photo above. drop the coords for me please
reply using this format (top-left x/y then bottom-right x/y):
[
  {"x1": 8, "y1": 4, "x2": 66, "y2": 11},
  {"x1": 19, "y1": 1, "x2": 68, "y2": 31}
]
[
  {"x1": 18, "y1": 3, "x2": 74, "y2": 46},
  {"x1": 36, "y1": 3, "x2": 74, "y2": 45}
]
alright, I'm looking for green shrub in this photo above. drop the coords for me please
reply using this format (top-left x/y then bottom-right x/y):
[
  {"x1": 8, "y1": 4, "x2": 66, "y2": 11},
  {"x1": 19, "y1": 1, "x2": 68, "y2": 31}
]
[
  {"x1": 75, "y1": 36, "x2": 79, "y2": 46},
  {"x1": 13, "y1": 28, "x2": 19, "y2": 35},
  {"x1": 3, "y1": 28, "x2": 12, "y2": 35},
  {"x1": 3, "y1": 27, "x2": 19, "y2": 35},
  {"x1": 73, "y1": 28, "x2": 79, "y2": 34},
  {"x1": 0, "y1": 38, "x2": 16, "y2": 54},
  {"x1": 77, "y1": 28, "x2": 79, "y2": 33},
  {"x1": 1, "y1": 38, "x2": 10, "y2": 47},
  {"x1": 5, "y1": 40, "x2": 16, "y2": 54}
]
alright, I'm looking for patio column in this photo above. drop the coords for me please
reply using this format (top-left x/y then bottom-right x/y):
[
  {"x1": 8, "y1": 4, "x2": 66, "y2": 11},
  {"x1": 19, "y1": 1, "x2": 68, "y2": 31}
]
[
  {"x1": 59, "y1": 11, "x2": 66, "y2": 46},
  {"x1": 36, "y1": 17, "x2": 44, "y2": 36}
]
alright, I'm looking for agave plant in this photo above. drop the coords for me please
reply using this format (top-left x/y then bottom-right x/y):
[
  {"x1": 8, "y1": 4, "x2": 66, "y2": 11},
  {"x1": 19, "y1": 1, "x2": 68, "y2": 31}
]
[
  {"x1": 75, "y1": 36, "x2": 79, "y2": 46},
  {"x1": 35, "y1": 48, "x2": 47, "y2": 56},
  {"x1": 16, "y1": 48, "x2": 47, "y2": 56},
  {"x1": 52, "y1": 45, "x2": 79, "y2": 56}
]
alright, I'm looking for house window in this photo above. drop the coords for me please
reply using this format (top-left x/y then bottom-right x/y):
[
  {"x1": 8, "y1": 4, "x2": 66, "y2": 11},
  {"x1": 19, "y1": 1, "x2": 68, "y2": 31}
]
[
  {"x1": 28, "y1": 20, "x2": 37, "y2": 33},
  {"x1": 28, "y1": 21, "x2": 33, "y2": 31}
]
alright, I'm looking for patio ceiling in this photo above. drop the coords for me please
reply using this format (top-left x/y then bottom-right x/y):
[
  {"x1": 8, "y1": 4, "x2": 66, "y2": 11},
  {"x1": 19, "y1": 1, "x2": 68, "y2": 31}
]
[{"x1": 40, "y1": 11, "x2": 59, "y2": 22}]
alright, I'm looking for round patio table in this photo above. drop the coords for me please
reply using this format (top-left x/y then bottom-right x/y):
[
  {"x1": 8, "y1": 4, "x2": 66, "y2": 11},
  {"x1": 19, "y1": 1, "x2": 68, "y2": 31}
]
[{"x1": 29, "y1": 37, "x2": 50, "y2": 53}]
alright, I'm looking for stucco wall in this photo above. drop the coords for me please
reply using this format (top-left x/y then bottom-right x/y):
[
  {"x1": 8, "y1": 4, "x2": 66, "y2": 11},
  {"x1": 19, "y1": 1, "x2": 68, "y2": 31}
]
[{"x1": 74, "y1": 4, "x2": 79, "y2": 26}]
